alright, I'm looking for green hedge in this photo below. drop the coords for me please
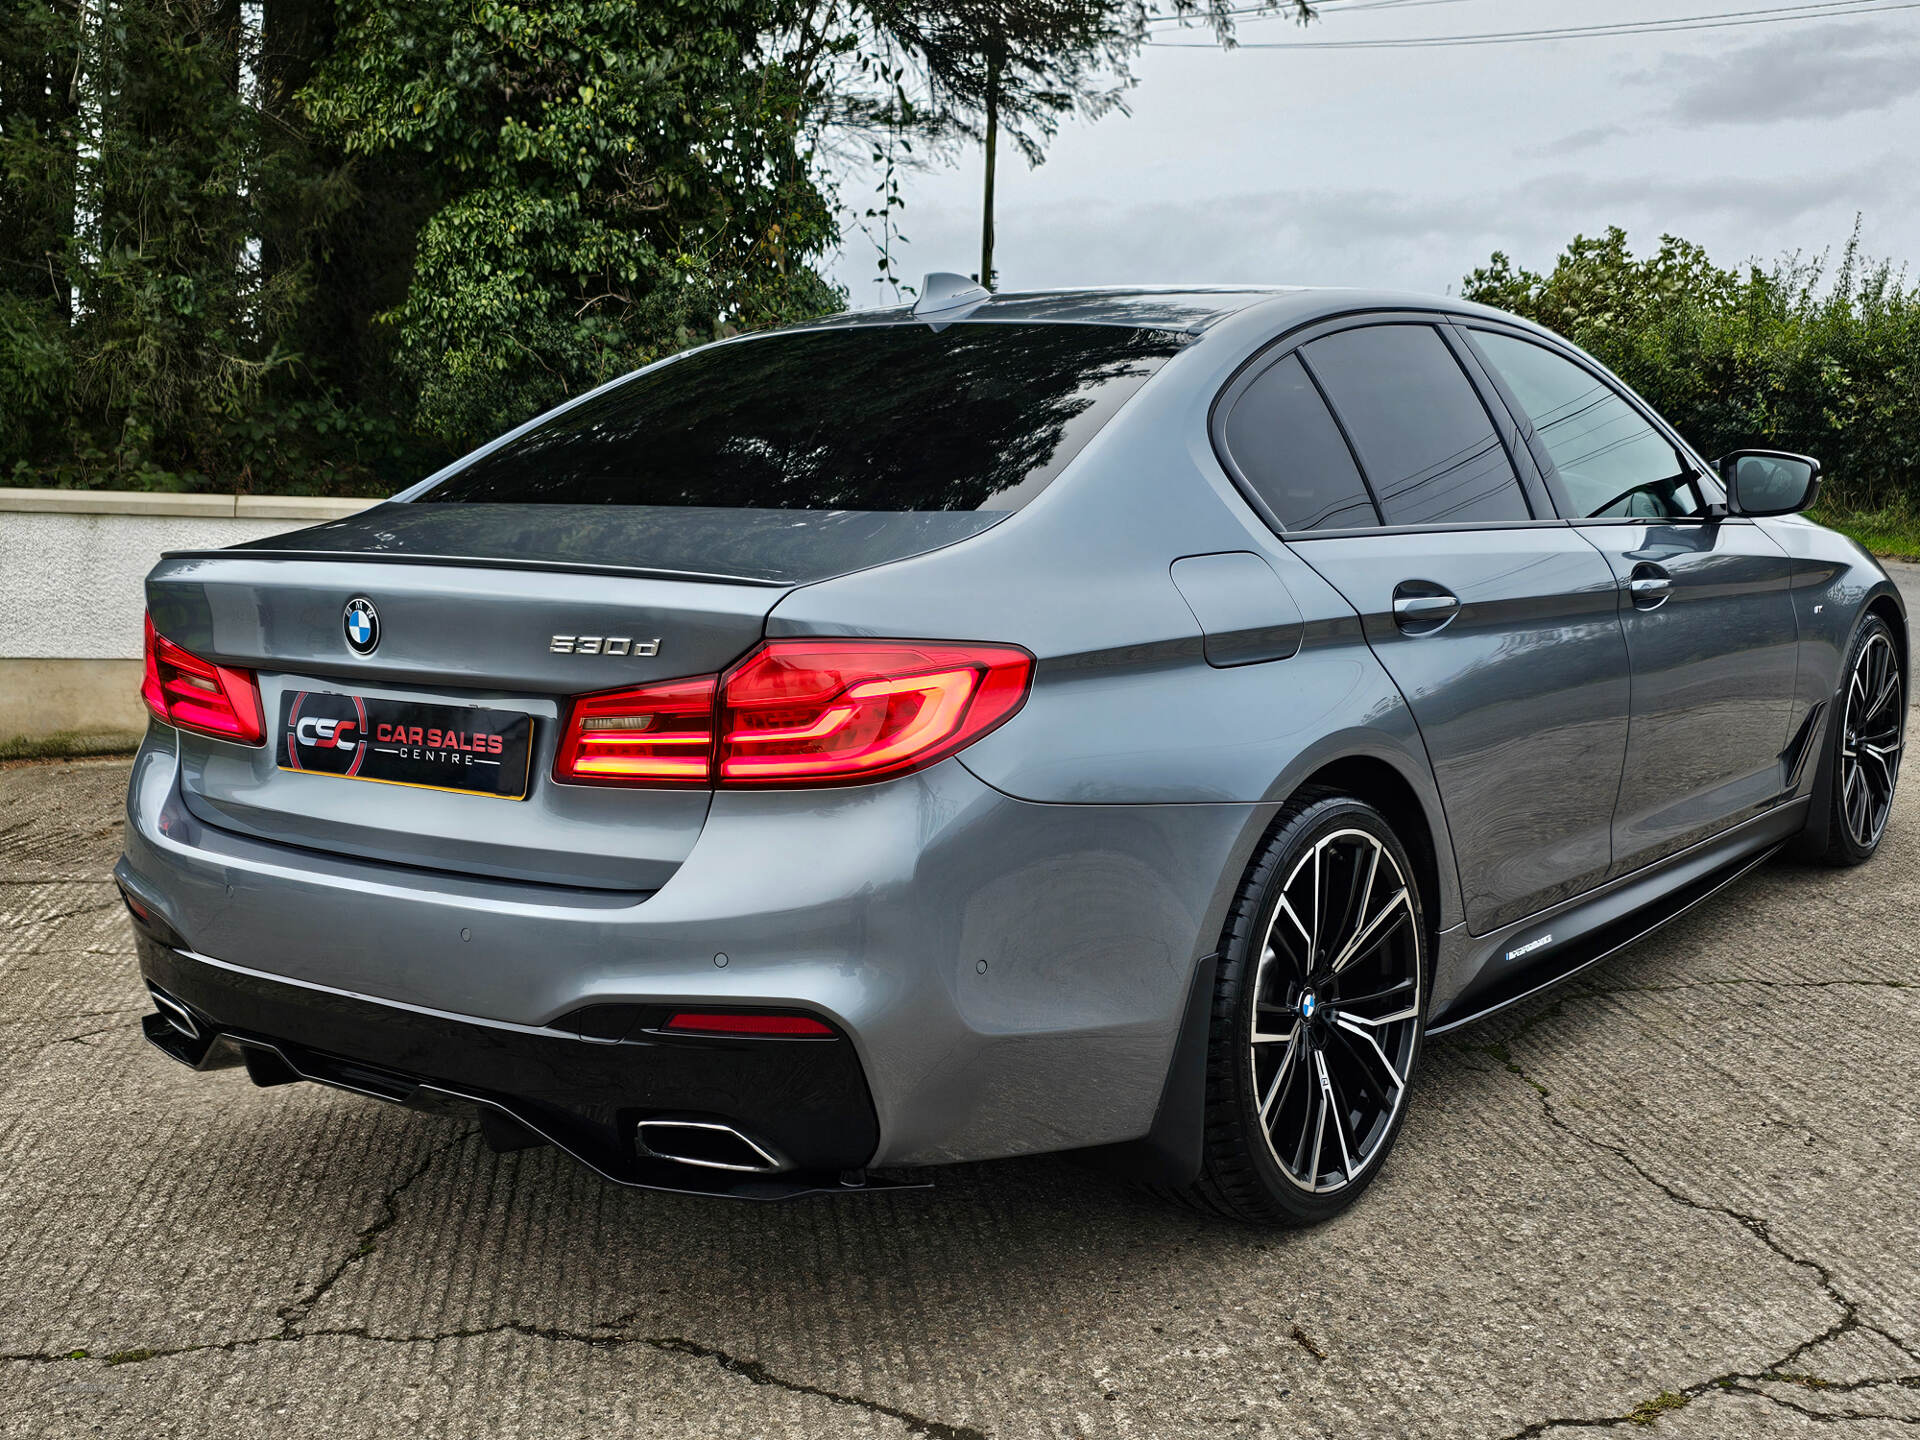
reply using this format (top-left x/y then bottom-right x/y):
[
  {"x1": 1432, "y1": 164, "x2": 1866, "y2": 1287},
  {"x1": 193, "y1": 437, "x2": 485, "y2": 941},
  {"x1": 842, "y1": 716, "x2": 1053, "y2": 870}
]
[{"x1": 1461, "y1": 227, "x2": 1920, "y2": 522}]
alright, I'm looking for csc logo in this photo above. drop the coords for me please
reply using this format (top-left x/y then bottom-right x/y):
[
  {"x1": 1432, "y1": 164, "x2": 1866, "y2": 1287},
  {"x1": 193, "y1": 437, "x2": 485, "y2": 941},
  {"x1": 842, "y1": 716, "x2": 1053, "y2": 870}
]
[
  {"x1": 295, "y1": 716, "x2": 359, "y2": 751},
  {"x1": 279, "y1": 691, "x2": 368, "y2": 778}
]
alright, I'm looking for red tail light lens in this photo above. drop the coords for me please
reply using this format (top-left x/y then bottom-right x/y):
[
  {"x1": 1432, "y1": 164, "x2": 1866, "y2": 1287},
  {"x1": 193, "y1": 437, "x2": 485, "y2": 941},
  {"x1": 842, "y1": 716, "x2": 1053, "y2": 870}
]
[
  {"x1": 141, "y1": 615, "x2": 265, "y2": 745},
  {"x1": 718, "y1": 640, "x2": 1032, "y2": 785},
  {"x1": 553, "y1": 675, "x2": 718, "y2": 785},
  {"x1": 663, "y1": 1011, "x2": 836, "y2": 1038},
  {"x1": 555, "y1": 640, "x2": 1031, "y2": 788}
]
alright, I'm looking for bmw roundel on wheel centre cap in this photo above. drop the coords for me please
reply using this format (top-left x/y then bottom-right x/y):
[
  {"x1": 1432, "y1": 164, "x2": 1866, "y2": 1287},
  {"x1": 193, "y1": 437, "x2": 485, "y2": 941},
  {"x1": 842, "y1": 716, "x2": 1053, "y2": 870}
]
[{"x1": 343, "y1": 597, "x2": 380, "y2": 655}]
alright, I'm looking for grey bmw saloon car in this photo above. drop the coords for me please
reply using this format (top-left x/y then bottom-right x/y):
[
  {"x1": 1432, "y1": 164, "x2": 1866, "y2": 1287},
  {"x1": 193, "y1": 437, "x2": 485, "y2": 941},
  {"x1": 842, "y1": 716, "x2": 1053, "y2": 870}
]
[{"x1": 118, "y1": 278, "x2": 1906, "y2": 1224}]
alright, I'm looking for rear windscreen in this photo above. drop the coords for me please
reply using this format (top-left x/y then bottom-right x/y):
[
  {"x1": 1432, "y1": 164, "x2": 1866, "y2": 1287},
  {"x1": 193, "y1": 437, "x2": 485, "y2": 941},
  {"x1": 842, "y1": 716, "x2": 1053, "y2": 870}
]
[{"x1": 419, "y1": 323, "x2": 1184, "y2": 511}]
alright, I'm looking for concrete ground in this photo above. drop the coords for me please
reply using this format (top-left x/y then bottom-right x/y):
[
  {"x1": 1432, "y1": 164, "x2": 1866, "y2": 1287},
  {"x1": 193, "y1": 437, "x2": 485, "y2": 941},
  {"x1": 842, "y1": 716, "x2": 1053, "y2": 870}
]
[{"x1": 6, "y1": 592, "x2": 1920, "y2": 1436}]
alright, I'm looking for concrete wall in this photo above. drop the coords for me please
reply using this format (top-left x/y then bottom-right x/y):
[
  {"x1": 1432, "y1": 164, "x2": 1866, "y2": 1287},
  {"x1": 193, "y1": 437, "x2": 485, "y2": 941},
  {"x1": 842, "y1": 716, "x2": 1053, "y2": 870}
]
[{"x1": 0, "y1": 489, "x2": 374, "y2": 745}]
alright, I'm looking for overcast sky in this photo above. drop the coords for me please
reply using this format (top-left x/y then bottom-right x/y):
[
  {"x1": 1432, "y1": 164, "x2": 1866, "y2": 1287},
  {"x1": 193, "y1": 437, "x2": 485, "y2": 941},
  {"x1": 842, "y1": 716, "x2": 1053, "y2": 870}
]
[{"x1": 823, "y1": 0, "x2": 1920, "y2": 306}]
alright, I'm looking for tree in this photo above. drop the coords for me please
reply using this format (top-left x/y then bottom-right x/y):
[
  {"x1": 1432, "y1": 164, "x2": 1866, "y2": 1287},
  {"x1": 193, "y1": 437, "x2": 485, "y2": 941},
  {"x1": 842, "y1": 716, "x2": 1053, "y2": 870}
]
[
  {"x1": 2, "y1": 0, "x2": 1289, "y2": 491},
  {"x1": 0, "y1": 2, "x2": 80, "y2": 465},
  {"x1": 892, "y1": 2, "x2": 1139, "y2": 288},
  {"x1": 1, "y1": 0, "x2": 352, "y2": 485},
  {"x1": 0, "y1": 1, "x2": 79, "y2": 320},
  {"x1": 874, "y1": 1, "x2": 1310, "y2": 289},
  {"x1": 302, "y1": 0, "x2": 843, "y2": 450}
]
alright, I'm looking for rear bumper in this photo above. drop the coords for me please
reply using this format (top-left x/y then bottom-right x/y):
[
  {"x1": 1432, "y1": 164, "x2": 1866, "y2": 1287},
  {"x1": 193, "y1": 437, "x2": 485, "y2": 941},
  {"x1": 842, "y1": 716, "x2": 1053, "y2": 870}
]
[
  {"x1": 134, "y1": 931, "x2": 890, "y2": 1198},
  {"x1": 118, "y1": 726, "x2": 1267, "y2": 1167}
]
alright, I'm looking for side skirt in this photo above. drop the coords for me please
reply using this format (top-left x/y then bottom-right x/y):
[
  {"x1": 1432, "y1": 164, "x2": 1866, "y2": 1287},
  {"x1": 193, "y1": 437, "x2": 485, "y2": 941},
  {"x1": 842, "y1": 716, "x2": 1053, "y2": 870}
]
[{"x1": 1428, "y1": 797, "x2": 1808, "y2": 1034}]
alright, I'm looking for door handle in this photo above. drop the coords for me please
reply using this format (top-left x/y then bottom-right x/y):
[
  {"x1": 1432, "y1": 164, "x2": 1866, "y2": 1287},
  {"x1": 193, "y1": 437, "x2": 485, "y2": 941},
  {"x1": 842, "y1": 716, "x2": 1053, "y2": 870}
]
[
  {"x1": 1628, "y1": 563, "x2": 1672, "y2": 610},
  {"x1": 1391, "y1": 584, "x2": 1460, "y2": 634}
]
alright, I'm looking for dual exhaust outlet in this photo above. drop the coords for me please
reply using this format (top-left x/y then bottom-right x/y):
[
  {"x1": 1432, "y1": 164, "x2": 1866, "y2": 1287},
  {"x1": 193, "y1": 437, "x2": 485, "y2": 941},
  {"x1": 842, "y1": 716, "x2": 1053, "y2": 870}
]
[{"x1": 149, "y1": 983, "x2": 789, "y2": 1178}]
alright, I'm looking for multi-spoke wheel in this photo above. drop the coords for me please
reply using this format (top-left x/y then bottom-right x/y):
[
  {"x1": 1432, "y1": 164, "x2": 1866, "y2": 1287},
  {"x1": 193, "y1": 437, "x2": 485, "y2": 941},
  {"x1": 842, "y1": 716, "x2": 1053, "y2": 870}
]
[
  {"x1": 1250, "y1": 826, "x2": 1421, "y2": 1195},
  {"x1": 1176, "y1": 788, "x2": 1430, "y2": 1225},
  {"x1": 1841, "y1": 627, "x2": 1903, "y2": 851},
  {"x1": 1807, "y1": 614, "x2": 1905, "y2": 865}
]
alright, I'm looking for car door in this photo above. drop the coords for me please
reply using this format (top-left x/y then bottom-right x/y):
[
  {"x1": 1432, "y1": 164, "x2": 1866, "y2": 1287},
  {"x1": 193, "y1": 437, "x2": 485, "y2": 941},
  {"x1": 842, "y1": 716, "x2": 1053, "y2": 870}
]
[
  {"x1": 1215, "y1": 321, "x2": 1632, "y2": 934},
  {"x1": 1459, "y1": 324, "x2": 1800, "y2": 874}
]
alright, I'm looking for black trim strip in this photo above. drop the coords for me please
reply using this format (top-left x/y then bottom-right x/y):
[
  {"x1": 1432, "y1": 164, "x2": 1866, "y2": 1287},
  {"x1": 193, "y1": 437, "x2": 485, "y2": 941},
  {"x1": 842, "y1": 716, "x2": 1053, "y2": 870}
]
[{"x1": 1278, "y1": 517, "x2": 1574, "y2": 542}]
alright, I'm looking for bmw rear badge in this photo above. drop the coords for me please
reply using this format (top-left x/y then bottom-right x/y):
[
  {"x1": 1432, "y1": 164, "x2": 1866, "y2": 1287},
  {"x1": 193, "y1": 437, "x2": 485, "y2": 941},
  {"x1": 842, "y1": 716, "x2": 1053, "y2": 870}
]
[{"x1": 343, "y1": 597, "x2": 380, "y2": 655}]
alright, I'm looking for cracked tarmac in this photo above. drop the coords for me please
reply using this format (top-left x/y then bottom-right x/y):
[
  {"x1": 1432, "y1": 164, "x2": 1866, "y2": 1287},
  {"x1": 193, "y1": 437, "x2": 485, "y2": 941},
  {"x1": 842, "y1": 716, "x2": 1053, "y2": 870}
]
[{"x1": 4, "y1": 737, "x2": 1918, "y2": 1438}]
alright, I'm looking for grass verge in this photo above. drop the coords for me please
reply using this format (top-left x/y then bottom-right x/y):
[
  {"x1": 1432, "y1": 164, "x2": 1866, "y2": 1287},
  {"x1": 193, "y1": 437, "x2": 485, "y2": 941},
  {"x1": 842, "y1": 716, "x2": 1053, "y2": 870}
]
[
  {"x1": 1812, "y1": 504, "x2": 1920, "y2": 562},
  {"x1": 0, "y1": 729, "x2": 143, "y2": 764}
]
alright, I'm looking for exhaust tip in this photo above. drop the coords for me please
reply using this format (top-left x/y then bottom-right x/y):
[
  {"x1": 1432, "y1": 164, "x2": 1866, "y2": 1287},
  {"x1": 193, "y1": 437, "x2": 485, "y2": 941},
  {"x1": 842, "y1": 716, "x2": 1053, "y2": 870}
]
[
  {"x1": 148, "y1": 985, "x2": 200, "y2": 1041},
  {"x1": 635, "y1": 1119, "x2": 785, "y2": 1174}
]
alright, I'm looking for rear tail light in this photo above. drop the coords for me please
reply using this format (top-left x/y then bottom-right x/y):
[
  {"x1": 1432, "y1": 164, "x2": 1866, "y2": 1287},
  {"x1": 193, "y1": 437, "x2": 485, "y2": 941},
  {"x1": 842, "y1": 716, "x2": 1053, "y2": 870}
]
[
  {"x1": 552, "y1": 675, "x2": 717, "y2": 785},
  {"x1": 717, "y1": 640, "x2": 1031, "y2": 785},
  {"x1": 554, "y1": 639, "x2": 1032, "y2": 788},
  {"x1": 141, "y1": 615, "x2": 265, "y2": 746}
]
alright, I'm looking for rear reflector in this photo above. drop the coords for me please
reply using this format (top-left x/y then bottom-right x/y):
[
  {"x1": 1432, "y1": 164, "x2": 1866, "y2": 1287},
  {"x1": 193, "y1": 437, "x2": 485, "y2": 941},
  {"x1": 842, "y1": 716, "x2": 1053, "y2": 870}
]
[
  {"x1": 555, "y1": 639, "x2": 1033, "y2": 789},
  {"x1": 663, "y1": 1012, "x2": 836, "y2": 1038},
  {"x1": 141, "y1": 615, "x2": 265, "y2": 746}
]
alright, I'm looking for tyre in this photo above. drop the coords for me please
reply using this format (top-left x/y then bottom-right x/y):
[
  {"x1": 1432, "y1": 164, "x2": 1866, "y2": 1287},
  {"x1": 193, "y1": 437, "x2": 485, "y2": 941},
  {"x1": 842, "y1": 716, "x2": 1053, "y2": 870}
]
[
  {"x1": 1176, "y1": 787, "x2": 1430, "y2": 1225},
  {"x1": 1803, "y1": 614, "x2": 1905, "y2": 866}
]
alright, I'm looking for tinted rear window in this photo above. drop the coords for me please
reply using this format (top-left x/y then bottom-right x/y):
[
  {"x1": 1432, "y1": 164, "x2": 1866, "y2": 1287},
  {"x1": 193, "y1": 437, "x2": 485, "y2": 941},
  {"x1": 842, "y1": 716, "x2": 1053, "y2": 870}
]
[
  {"x1": 421, "y1": 324, "x2": 1183, "y2": 510},
  {"x1": 1304, "y1": 325, "x2": 1532, "y2": 527},
  {"x1": 1222, "y1": 354, "x2": 1378, "y2": 531}
]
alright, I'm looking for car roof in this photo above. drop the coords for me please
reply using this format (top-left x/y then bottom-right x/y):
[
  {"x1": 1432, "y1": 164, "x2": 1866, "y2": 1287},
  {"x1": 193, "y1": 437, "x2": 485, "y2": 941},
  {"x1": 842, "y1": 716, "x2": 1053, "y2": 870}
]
[
  {"x1": 787, "y1": 285, "x2": 1526, "y2": 338},
  {"x1": 795, "y1": 285, "x2": 1306, "y2": 334}
]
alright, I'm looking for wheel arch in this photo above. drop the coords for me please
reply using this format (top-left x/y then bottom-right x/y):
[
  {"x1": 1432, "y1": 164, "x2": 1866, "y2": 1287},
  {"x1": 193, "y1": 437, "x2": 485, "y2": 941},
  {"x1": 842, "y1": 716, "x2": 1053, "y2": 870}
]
[
  {"x1": 1080, "y1": 745, "x2": 1455, "y2": 1190},
  {"x1": 1290, "y1": 754, "x2": 1446, "y2": 958},
  {"x1": 1864, "y1": 589, "x2": 1908, "y2": 688}
]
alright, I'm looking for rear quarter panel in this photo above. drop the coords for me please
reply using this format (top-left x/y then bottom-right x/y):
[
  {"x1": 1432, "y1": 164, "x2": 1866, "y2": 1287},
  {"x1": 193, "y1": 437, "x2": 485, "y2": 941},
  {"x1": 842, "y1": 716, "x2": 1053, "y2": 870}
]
[{"x1": 766, "y1": 305, "x2": 1465, "y2": 941}]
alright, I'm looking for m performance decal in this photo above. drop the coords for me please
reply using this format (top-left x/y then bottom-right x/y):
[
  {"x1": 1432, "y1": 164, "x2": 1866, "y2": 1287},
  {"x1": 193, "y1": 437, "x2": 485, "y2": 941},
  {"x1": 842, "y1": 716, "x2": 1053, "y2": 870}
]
[{"x1": 1504, "y1": 932, "x2": 1554, "y2": 963}]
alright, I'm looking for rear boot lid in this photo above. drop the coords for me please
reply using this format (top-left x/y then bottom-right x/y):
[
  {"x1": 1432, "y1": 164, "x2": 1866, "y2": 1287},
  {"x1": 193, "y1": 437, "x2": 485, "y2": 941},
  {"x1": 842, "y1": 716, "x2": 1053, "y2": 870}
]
[{"x1": 146, "y1": 542, "x2": 786, "y2": 891}]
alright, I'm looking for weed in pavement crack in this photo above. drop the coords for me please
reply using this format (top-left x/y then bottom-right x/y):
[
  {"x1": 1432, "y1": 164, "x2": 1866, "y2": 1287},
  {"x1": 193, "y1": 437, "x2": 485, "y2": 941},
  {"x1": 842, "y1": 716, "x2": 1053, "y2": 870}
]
[
  {"x1": 1474, "y1": 1044, "x2": 1920, "y2": 1438},
  {"x1": 651, "y1": 1335, "x2": 990, "y2": 1439}
]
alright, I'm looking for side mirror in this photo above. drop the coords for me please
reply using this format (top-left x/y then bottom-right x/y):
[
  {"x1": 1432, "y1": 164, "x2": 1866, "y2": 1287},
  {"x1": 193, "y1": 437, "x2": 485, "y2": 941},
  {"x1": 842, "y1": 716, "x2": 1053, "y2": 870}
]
[{"x1": 1717, "y1": 450, "x2": 1821, "y2": 517}]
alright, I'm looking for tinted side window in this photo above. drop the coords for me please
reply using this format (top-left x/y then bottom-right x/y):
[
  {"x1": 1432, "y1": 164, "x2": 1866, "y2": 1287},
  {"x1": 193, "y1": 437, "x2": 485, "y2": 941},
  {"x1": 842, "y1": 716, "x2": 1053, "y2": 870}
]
[
  {"x1": 1223, "y1": 354, "x2": 1378, "y2": 531},
  {"x1": 1470, "y1": 331, "x2": 1697, "y2": 519},
  {"x1": 1303, "y1": 325, "x2": 1531, "y2": 526}
]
